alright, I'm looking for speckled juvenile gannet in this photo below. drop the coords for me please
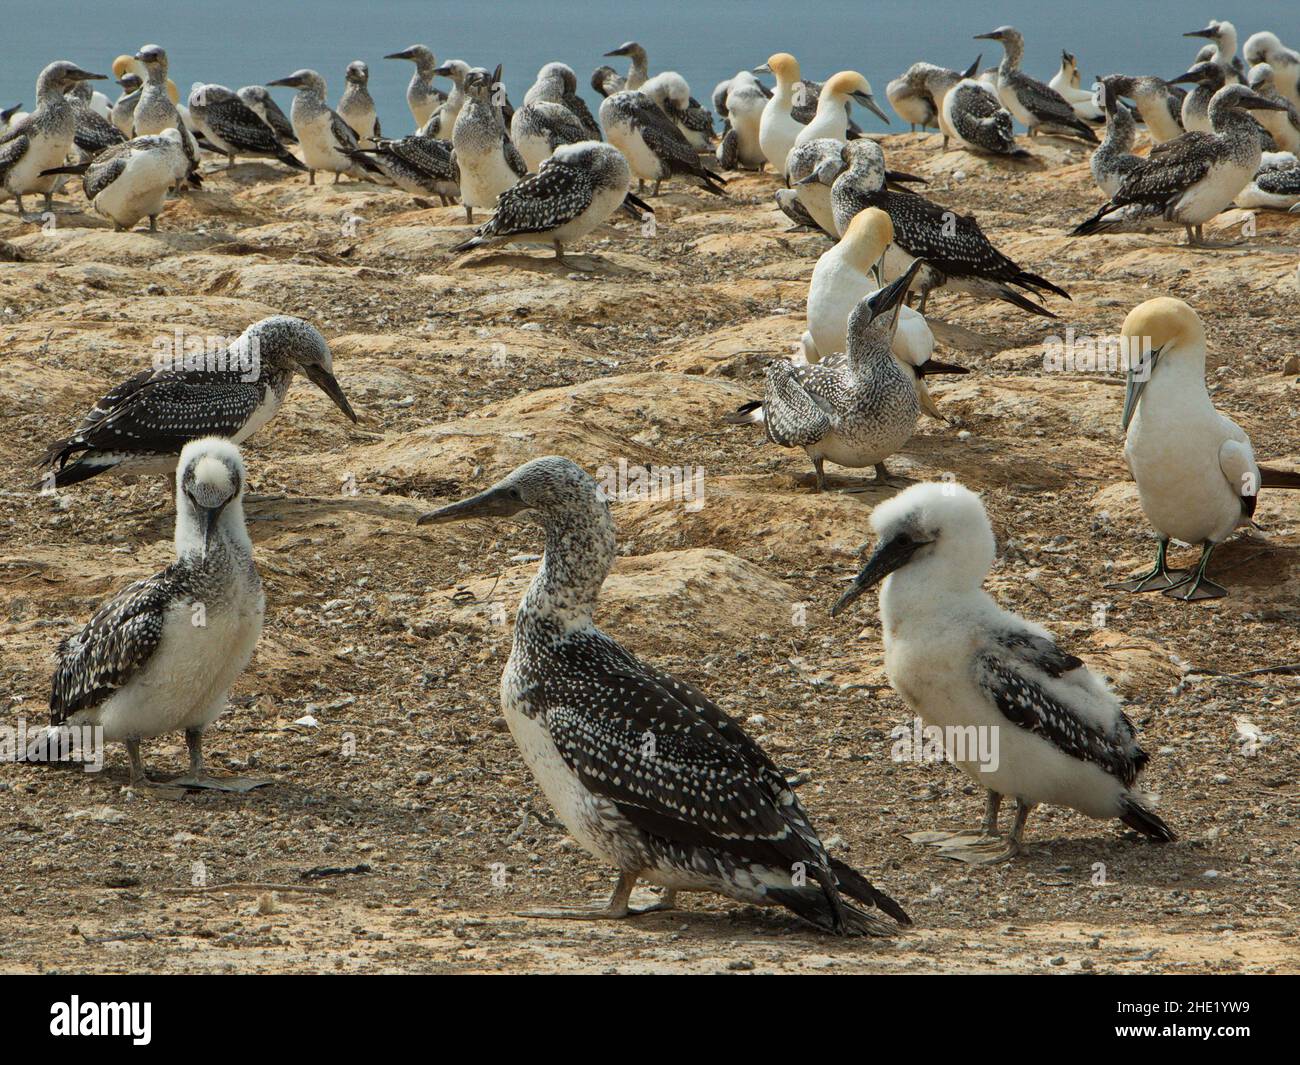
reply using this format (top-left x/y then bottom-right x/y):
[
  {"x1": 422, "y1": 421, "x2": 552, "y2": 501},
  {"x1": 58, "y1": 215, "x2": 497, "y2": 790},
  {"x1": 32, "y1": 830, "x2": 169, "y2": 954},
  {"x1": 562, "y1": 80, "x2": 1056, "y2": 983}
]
[
  {"x1": 785, "y1": 137, "x2": 849, "y2": 236},
  {"x1": 0, "y1": 61, "x2": 105, "y2": 218},
  {"x1": 793, "y1": 70, "x2": 888, "y2": 157},
  {"x1": 887, "y1": 63, "x2": 942, "y2": 131},
  {"x1": 112, "y1": 73, "x2": 143, "y2": 135},
  {"x1": 385, "y1": 45, "x2": 443, "y2": 130},
  {"x1": 420, "y1": 60, "x2": 469, "y2": 138},
  {"x1": 975, "y1": 26, "x2": 1099, "y2": 142},
  {"x1": 268, "y1": 69, "x2": 382, "y2": 185},
  {"x1": 1246, "y1": 65, "x2": 1300, "y2": 153},
  {"x1": 1245, "y1": 32, "x2": 1300, "y2": 110},
  {"x1": 1072, "y1": 84, "x2": 1288, "y2": 244},
  {"x1": 338, "y1": 61, "x2": 381, "y2": 147},
  {"x1": 1237, "y1": 150, "x2": 1300, "y2": 210},
  {"x1": 803, "y1": 208, "x2": 967, "y2": 420},
  {"x1": 416, "y1": 456, "x2": 910, "y2": 934},
  {"x1": 1185, "y1": 20, "x2": 1246, "y2": 84},
  {"x1": 830, "y1": 482, "x2": 1177, "y2": 862},
  {"x1": 48, "y1": 439, "x2": 266, "y2": 791},
  {"x1": 1109, "y1": 75, "x2": 1184, "y2": 143},
  {"x1": 351, "y1": 133, "x2": 459, "y2": 204},
  {"x1": 513, "y1": 64, "x2": 589, "y2": 172},
  {"x1": 39, "y1": 316, "x2": 356, "y2": 488},
  {"x1": 41, "y1": 128, "x2": 198, "y2": 230},
  {"x1": 599, "y1": 89, "x2": 726, "y2": 196},
  {"x1": 452, "y1": 66, "x2": 528, "y2": 223},
  {"x1": 641, "y1": 71, "x2": 715, "y2": 150},
  {"x1": 66, "y1": 80, "x2": 127, "y2": 157},
  {"x1": 187, "y1": 84, "x2": 306, "y2": 171},
  {"x1": 715, "y1": 71, "x2": 768, "y2": 169},
  {"x1": 942, "y1": 66, "x2": 1028, "y2": 158},
  {"x1": 604, "y1": 41, "x2": 650, "y2": 91},
  {"x1": 453, "y1": 141, "x2": 648, "y2": 260},
  {"x1": 1172, "y1": 61, "x2": 1226, "y2": 133},
  {"x1": 1091, "y1": 78, "x2": 1143, "y2": 196},
  {"x1": 1113, "y1": 298, "x2": 1300, "y2": 599},
  {"x1": 725, "y1": 261, "x2": 923, "y2": 489},
  {"x1": 237, "y1": 85, "x2": 296, "y2": 144},
  {"x1": 831, "y1": 140, "x2": 1070, "y2": 316},
  {"x1": 129, "y1": 46, "x2": 199, "y2": 182},
  {"x1": 590, "y1": 65, "x2": 625, "y2": 98},
  {"x1": 757, "y1": 53, "x2": 807, "y2": 175}
]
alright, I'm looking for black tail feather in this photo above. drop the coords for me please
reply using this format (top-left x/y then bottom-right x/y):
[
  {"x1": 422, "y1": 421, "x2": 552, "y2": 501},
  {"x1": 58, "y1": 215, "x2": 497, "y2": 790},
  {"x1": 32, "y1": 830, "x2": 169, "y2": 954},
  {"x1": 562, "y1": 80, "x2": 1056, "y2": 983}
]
[
  {"x1": 916, "y1": 358, "x2": 969, "y2": 377},
  {"x1": 722, "y1": 399, "x2": 763, "y2": 425},
  {"x1": 1119, "y1": 797, "x2": 1177, "y2": 842},
  {"x1": 829, "y1": 857, "x2": 912, "y2": 926},
  {"x1": 997, "y1": 285, "x2": 1058, "y2": 318},
  {"x1": 1015, "y1": 270, "x2": 1072, "y2": 301}
]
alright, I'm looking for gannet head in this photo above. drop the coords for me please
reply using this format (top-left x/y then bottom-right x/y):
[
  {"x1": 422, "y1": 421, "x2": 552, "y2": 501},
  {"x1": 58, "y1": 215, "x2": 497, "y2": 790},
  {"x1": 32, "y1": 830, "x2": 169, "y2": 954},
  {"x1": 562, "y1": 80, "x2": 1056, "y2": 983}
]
[
  {"x1": 1210, "y1": 82, "x2": 1290, "y2": 116},
  {"x1": 1243, "y1": 32, "x2": 1286, "y2": 67},
  {"x1": 417, "y1": 456, "x2": 606, "y2": 528},
  {"x1": 841, "y1": 207, "x2": 894, "y2": 273},
  {"x1": 244, "y1": 316, "x2": 357, "y2": 423},
  {"x1": 134, "y1": 44, "x2": 168, "y2": 80},
  {"x1": 1185, "y1": 20, "x2": 1236, "y2": 50},
  {"x1": 757, "y1": 53, "x2": 800, "y2": 87},
  {"x1": 175, "y1": 438, "x2": 248, "y2": 559},
  {"x1": 604, "y1": 42, "x2": 646, "y2": 63},
  {"x1": 112, "y1": 55, "x2": 138, "y2": 80},
  {"x1": 1119, "y1": 297, "x2": 1206, "y2": 429},
  {"x1": 1247, "y1": 64, "x2": 1276, "y2": 92},
  {"x1": 1059, "y1": 51, "x2": 1079, "y2": 80},
  {"x1": 1168, "y1": 61, "x2": 1225, "y2": 89},
  {"x1": 975, "y1": 26, "x2": 1022, "y2": 47},
  {"x1": 822, "y1": 71, "x2": 888, "y2": 123},
  {"x1": 846, "y1": 256, "x2": 922, "y2": 352},
  {"x1": 345, "y1": 61, "x2": 369, "y2": 85},
  {"x1": 831, "y1": 481, "x2": 994, "y2": 615},
  {"x1": 37, "y1": 61, "x2": 107, "y2": 96},
  {"x1": 790, "y1": 138, "x2": 850, "y2": 188},
  {"x1": 385, "y1": 45, "x2": 435, "y2": 74},
  {"x1": 117, "y1": 72, "x2": 142, "y2": 93},
  {"x1": 267, "y1": 69, "x2": 325, "y2": 95},
  {"x1": 462, "y1": 66, "x2": 501, "y2": 102},
  {"x1": 432, "y1": 60, "x2": 470, "y2": 86},
  {"x1": 836, "y1": 138, "x2": 887, "y2": 189}
]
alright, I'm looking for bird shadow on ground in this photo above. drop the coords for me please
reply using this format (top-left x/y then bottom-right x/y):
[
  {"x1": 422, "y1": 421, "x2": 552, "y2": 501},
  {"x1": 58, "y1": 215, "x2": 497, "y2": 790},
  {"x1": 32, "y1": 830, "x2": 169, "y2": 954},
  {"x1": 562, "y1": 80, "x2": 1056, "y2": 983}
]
[{"x1": 451, "y1": 250, "x2": 636, "y2": 276}]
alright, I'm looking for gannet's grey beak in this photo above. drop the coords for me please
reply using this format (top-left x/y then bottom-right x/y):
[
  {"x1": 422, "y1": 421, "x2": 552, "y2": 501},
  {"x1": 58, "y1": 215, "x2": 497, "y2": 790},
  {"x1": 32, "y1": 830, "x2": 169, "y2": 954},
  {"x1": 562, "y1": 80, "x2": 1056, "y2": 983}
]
[
  {"x1": 196, "y1": 501, "x2": 228, "y2": 559},
  {"x1": 604, "y1": 46, "x2": 630, "y2": 58},
  {"x1": 384, "y1": 49, "x2": 415, "y2": 60},
  {"x1": 831, "y1": 533, "x2": 926, "y2": 616},
  {"x1": 417, "y1": 484, "x2": 527, "y2": 525},
  {"x1": 868, "y1": 258, "x2": 924, "y2": 320},
  {"x1": 432, "y1": 64, "x2": 453, "y2": 77},
  {"x1": 1167, "y1": 70, "x2": 1203, "y2": 85},
  {"x1": 753, "y1": 63, "x2": 772, "y2": 75},
  {"x1": 794, "y1": 171, "x2": 820, "y2": 186},
  {"x1": 302, "y1": 364, "x2": 359, "y2": 423},
  {"x1": 852, "y1": 90, "x2": 890, "y2": 123},
  {"x1": 1184, "y1": 29, "x2": 1216, "y2": 39},
  {"x1": 267, "y1": 75, "x2": 303, "y2": 89},
  {"x1": 1240, "y1": 92, "x2": 1290, "y2": 111},
  {"x1": 1121, "y1": 344, "x2": 1161, "y2": 431},
  {"x1": 70, "y1": 69, "x2": 108, "y2": 82},
  {"x1": 973, "y1": 31, "x2": 1003, "y2": 41},
  {"x1": 1, "y1": 103, "x2": 22, "y2": 121}
]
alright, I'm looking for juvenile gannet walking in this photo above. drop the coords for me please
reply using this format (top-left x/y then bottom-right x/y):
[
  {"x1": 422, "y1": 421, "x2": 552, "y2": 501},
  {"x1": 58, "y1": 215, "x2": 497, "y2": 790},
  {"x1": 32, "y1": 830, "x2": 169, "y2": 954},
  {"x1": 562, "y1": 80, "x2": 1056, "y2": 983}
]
[
  {"x1": 351, "y1": 133, "x2": 459, "y2": 204},
  {"x1": 237, "y1": 85, "x2": 296, "y2": 144},
  {"x1": 792, "y1": 70, "x2": 888, "y2": 156},
  {"x1": 1091, "y1": 78, "x2": 1143, "y2": 196},
  {"x1": 385, "y1": 45, "x2": 443, "y2": 130},
  {"x1": 187, "y1": 84, "x2": 306, "y2": 170},
  {"x1": 1112, "y1": 298, "x2": 1300, "y2": 599},
  {"x1": 49, "y1": 439, "x2": 266, "y2": 791},
  {"x1": 599, "y1": 90, "x2": 726, "y2": 196},
  {"x1": 1244, "y1": 32, "x2": 1300, "y2": 110},
  {"x1": 268, "y1": 69, "x2": 382, "y2": 184},
  {"x1": 1185, "y1": 21, "x2": 1246, "y2": 84},
  {"x1": 1072, "y1": 84, "x2": 1288, "y2": 244},
  {"x1": 830, "y1": 140, "x2": 1070, "y2": 316},
  {"x1": 974, "y1": 26, "x2": 1099, "y2": 141},
  {"x1": 417, "y1": 456, "x2": 910, "y2": 934},
  {"x1": 39, "y1": 316, "x2": 357, "y2": 488},
  {"x1": 0, "y1": 61, "x2": 105, "y2": 218},
  {"x1": 452, "y1": 65, "x2": 527, "y2": 223},
  {"x1": 802, "y1": 209, "x2": 967, "y2": 420},
  {"x1": 1246, "y1": 65, "x2": 1300, "y2": 153},
  {"x1": 338, "y1": 60, "x2": 381, "y2": 147},
  {"x1": 830, "y1": 481, "x2": 1177, "y2": 862},
  {"x1": 452, "y1": 141, "x2": 648, "y2": 259},
  {"x1": 1236, "y1": 151, "x2": 1300, "y2": 210},
  {"x1": 724, "y1": 261, "x2": 923, "y2": 489},
  {"x1": 603, "y1": 41, "x2": 650, "y2": 91},
  {"x1": 512, "y1": 63, "x2": 589, "y2": 172},
  {"x1": 715, "y1": 71, "x2": 768, "y2": 169}
]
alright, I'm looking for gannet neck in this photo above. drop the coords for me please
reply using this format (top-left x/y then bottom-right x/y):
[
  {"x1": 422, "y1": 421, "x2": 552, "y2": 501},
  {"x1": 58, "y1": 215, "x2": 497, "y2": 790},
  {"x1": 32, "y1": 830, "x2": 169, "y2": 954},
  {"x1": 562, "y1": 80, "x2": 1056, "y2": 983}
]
[{"x1": 520, "y1": 499, "x2": 616, "y2": 637}]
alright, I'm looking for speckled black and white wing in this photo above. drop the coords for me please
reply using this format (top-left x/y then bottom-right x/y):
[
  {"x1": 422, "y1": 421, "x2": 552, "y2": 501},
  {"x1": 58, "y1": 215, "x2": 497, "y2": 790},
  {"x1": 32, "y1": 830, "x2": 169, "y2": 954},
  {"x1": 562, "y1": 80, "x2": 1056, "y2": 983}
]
[
  {"x1": 50, "y1": 566, "x2": 182, "y2": 723},
  {"x1": 534, "y1": 103, "x2": 587, "y2": 150},
  {"x1": 950, "y1": 84, "x2": 1019, "y2": 156},
  {"x1": 761, "y1": 360, "x2": 836, "y2": 447},
  {"x1": 367, "y1": 134, "x2": 458, "y2": 185},
  {"x1": 791, "y1": 80, "x2": 821, "y2": 125},
  {"x1": 681, "y1": 96, "x2": 715, "y2": 138},
  {"x1": 238, "y1": 87, "x2": 296, "y2": 143},
  {"x1": 0, "y1": 131, "x2": 31, "y2": 184},
  {"x1": 477, "y1": 158, "x2": 592, "y2": 237},
  {"x1": 79, "y1": 141, "x2": 133, "y2": 199},
  {"x1": 1006, "y1": 69, "x2": 1097, "y2": 139},
  {"x1": 203, "y1": 93, "x2": 283, "y2": 154},
  {"x1": 330, "y1": 109, "x2": 362, "y2": 150},
  {"x1": 622, "y1": 93, "x2": 699, "y2": 169},
  {"x1": 1112, "y1": 133, "x2": 1217, "y2": 210},
  {"x1": 72, "y1": 100, "x2": 127, "y2": 155},
  {"x1": 503, "y1": 133, "x2": 528, "y2": 177},
  {"x1": 1255, "y1": 159, "x2": 1300, "y2": 194},
  {"x1": 563, "y1": 91, "x2": 602, "y2": 140}
]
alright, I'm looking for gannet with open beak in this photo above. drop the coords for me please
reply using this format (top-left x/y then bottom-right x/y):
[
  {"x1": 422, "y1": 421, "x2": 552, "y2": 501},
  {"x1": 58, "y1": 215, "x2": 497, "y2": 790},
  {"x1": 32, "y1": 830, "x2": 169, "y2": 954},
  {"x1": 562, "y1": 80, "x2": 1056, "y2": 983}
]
[{"x1": 1114, "y1": 297, "x2": 1300, "y2": 600}]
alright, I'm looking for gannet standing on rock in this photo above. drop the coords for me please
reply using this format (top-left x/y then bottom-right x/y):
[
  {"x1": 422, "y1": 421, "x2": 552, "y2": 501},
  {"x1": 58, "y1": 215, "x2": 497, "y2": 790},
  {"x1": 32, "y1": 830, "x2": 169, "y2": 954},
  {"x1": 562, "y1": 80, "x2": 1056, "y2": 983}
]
[
  {"x1": 49, "y1": 439, "x2": 266, "y2": 791},
  {"x1": 385, "y1": 45, "x2": 443, "y2": 131},
  {"x1": 803, "y1": 208, "x2": 968, "y2": 420},
  {"x1": 351, "y1": 133, "x2": 459, "y2": 204},
  {"x1": 512, "y1": 63, "x2": 588, "y2": 172},
  {"x1": 1185, "y1": 21, "x2": 1246, "y2": 84},
  {"x1": 452, "y1": 141, "x2": 648, "y2": 260},
  {"x1": 452, "y1": 66, "x2": 527, "y2": 223},
  {"x1": 338, "y1": 61, "x2": 380, "y2": 147},
  {"x1": 268, "y1": 69, "x2": 382, "y2": 184},
  {"x1": 187, "y1": 84, "x2": 307, "y2": 171},
  {"x1": 238, "y1": 85, "x2": 296, "y2": 144},
  {"x1": 1113, "y1": 298, "x2": 1300, "y2": 600},
  {"x1": 830, "y1": 140, "x2": 1070, "y2": 316},
  {"x1": 416, "y1": 456, "x2": 910, "y2": 934},
  {"x1": 599, "y1": 90, "x2": 726, "y2": 196},
  {"x1": 830, "y1": 482, "x2": 1177, "y2": 862},
  {"x1": 974, "y1": 26, "x2": 1099, "y2": 142},
  {"x1": 603, "y1": 41, "x2": 650, "y2": 91},
  {"x1": 1091, "y1": 78, "x2": 1143, "y2": 196},
  {"x1": 641, "y1": 71, "x2": 715, "y2": 150},
  {"x1": 1246, "y1": 65, "x2": 1300, "y2": 153},
  {"x1": 793, "y1": 71, "x2": 888, "y2": 156},
  {"x1": 757, "y1": 53, "x2": 807, "y2": 175},
  {"x1": 1236, "y1": 151, "x2": 1300, "y2": 211},
  {"x1": 724, "y1": 261, "x2": 923, "y2": 490},
  {"x1": 1072, "y1": 84, "x2": 1288, "y2": 244},
  {"x1": 715, "y1": 71, "x2": 768, "y2": 169},
  {"x1": 39, "y1": 316, "x2": 357, "y2": 488},
  {"x1": 0, "y1": 61, "x2": 105, "y2": 218},
  {"x1": 1245, "y1": 32, "x2": 1300, "y2": 110}
]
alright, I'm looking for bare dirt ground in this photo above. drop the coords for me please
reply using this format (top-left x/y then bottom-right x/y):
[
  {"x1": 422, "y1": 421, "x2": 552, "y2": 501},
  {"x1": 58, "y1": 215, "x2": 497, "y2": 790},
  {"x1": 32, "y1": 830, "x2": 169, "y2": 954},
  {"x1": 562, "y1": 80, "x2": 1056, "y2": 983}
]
[{"x1": 1, "y1": 132, "x2": 1297, "y2": 974}]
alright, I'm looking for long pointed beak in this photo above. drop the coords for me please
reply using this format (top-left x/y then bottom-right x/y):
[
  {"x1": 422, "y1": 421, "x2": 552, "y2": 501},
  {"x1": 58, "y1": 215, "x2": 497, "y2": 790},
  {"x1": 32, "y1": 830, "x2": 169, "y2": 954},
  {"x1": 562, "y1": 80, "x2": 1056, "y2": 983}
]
[
  {"x1": 1184, "y1": 29, "x2": 1215, "y2": 39},
  {"x1": 72, "y1": 70, "x2": 108, "y2": 82},
  {"x1": 869, "y1": 257, "x2": 924, "y2": 320},
  {"x1": 852, "y1": 90, "x2": 890, "y2": 123},
  {"x1": 604, "y1": 48, "x2": 628, "y2": 58},
  {"x1": 962, "y1": 54, "x2": 982, "y2": 79},
  {"x1": 830, "y1": 533, "x2": 925, "y2": 617},
  {"x1": 267, "y1": 76, "x2": 302, "y2": 89},
  {"x1": 1167, "y1": 71, "x2": 1202, "y2": 85},
  {"x1": 1242, "y1": 92, "x2": 1290, "y2": 111},
  {"x1": 384, "y1": 49, "x2": 414, "y2": 60},
  {"x1": 303, "y1": 364, "x2": 358, "y2": 423},
  {"x1": 621, "y1": 191, "x2": 653, "y2": 218},
  {"x1": 1121, "y1": 344, "x2": 1160, "y2": 431},
  {"x1": 197, "y1": 505, "x2": 221, "y2": 558},
  {"x1": 973, "y1": 32, "x2": 1001, "y2": 41},
  {"x1": 753, "y1": 63, "x2": 772, "y2": 75},
  {"x1": 416, "y1": 484, "x2": 526, "y2": 525}
]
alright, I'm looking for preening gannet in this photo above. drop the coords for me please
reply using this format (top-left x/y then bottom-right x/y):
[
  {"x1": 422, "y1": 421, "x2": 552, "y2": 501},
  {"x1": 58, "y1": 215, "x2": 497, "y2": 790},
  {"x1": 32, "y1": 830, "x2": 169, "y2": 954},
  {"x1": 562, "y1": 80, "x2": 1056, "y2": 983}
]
[
  {"x1": 641, "y1": 71, "x2": 715, "y2": 150},
  {"x1": 830, "y1": 140, "x2": 1070, "y2": 316},
  {"x1": 1236, "y1": 151, "x2": 1300, "y2": 211},
  {"x1": 1185, "y1": 21, "x2": 1246, "y2": 85},
  {"x1": 521, "y1": 62, "x2": 600, "y2": 140},
  {"x1": 599, "y1": 89, "x2": 725, "y2": 196},
  {"x1": 1246, "y1": 65, "x2": 1300, "y2": 153},
  {"x1": 942, "y1": 68, "x2": 1027, "y2": 158},
  {"x1": 792, "y1": 71, "x2": 888, "y2": 157},
  {"x1": 887, "y1": 63, "x2": 942, "y2": 132},
  {"x1": 1108, "y1": 75, "x2": 1185, "y2": 143},
  {"x1": 237, "y1": 85, "x2": 296, "y2": 144},
  {"x1": 452, "y1": 141, "x2": 648, "y2": 260},
  {"x1": 1049, "y1": 51, "x2": 1105, "y2": 124},
  {"x1": 1, "y1": 62, "x2": 106, "y2": 218},
  {"x1": 715, "y1": 71, "x2": 767, "y2": 170},
  {"x1": 1244, "y1": 31, "x2": 1300, "y2": 110},
  {"x1": 830, "y1": 482, "x2": 1177, "y2": 863},
  {"x1": 1091, "y1": 78, "x2": 1143, "y2": 196},
  {"x1": 351, "y1": 133, "x2": 459, "y2": 204},
  {"x1": 385, "y1": 45, "x2": 443, "y2": 130},
  {"x1": 452, "y1": 66, "x2": 528, "y2": 223},
  {"x1": 787, "y1": 138, "x2": 925, "y2": 238},
  {"x1": 974, "y1": 26, "x2": 1099, "y2": 142},
  {"x1": 803, "y1": 208, "x2": 968, "y2": 420},
  {"x1": 49, "y1": 439, "x2": 266, "y2": 791},
  {"x1": 39, "y1": 316, "x2": 357, "y2": 488},
  {"x1": 1113, "y1": 298, "x2": 1300, "y2": 599},
  {"x1": 590, "y1": 65, "x2": 625, "y2": 98},
  {"x1": 513, "y1": 64, "x2": 589, "y2": 172},
  {"x1": 416, "y1": 456, "x2": 911, "y2": 934},
  {"x1": 187, "y1": 84, "x2": 306, "y2": 171},
  {"x1": 338, "y1": 60, "x2": 380, "y2": 147},
  {"x1": 724, "y1": 260, "x2": 923, "y2": 489},
  {"x1": 603, "y1": 41, "x2": 650, "y2": 91},
  {"x1": 268, "y1": 69, "x2": 383, "y2": 185},
  {"x1": 1072, "y1": 84, "x2": 1288, "y2": 244}
]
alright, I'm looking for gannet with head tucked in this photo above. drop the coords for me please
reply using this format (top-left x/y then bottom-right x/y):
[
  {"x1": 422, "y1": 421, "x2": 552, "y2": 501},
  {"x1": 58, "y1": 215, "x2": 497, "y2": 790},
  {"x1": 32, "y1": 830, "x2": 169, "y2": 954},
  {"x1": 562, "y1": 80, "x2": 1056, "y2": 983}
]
[
  {"x1": 237, "y1": 85, "x2": 296, "y2": 144},
  {"x1": 1072, "y1": 84, "x2": 1288, "y2": 244},
  {"x1": 724, "y1": 261, "x2": 922, "y2": 490},
  {"x1": 1246, "y1": 65, "x2": 1300, "y2": 153},
  {"x1": 187, "y1": 84, "x2": 306, "y2": 171},
  {"x1": 338, "y1": 60, "x2": 380, "y2": 147},
  {"x1": 830, "y1": 481, "x2": 1177, "y2": 863},
  {"x1": 1091, "y1": 78, "x2": 1143, "y2": 196},
  {"x1": 590, "y1": 65, "x2": 624, "y2": 99},
  {"x1": 802, "y1": 208, "x2": 968, "y2": 420},
  {"x1": 792, "y1": 71, "x2": 887, "y2": 158},
  {"x1": 1244, "y1": 32, "x2": 1300, "y2": 110},
  {"x1": 1185, "y1": 21, "x2": 1246, "y2": 85},
  {"x1": 385, "y1": 45, "x2": 443, "y2": 130},
  {"x1": 452, "y1": 65, "x2": 528, "y2": 223},
  {"x1": 416, "y1": 456, "x2": 911, "y2": 934},
  {"x1": 1236, "y1": 150, "x2": 1300, "y2": 211},
  {"x1": 906, "y1": 57, "x2": 977, "y2": 150},
  {"x1": 49, "y1": 439, "x2": 266, "y2": 792},
  {"x1": 787, "y1": 137, "x2": 925, "y2": 238},
  {"x1": 941, "y1": 65, "x2": 1028, "y2": 158},
  {"x1": 715, "y1": 71, "x2": 768, "y2": 170},
  {"x1": 604, "y1": 41, "x2": 650, "y2": 91},
  {"x1": 268, "y1": 69, "x2": 382, "y2": 185},
  {"x1": 887, "y1": 63, "x2": 942, "y2": 132},
  {"x1": 830, "y1": 140, "x2": 1070, "y2": 316},
  {"x1": 1113, "y1": 298, "x2": 1300, "y2": 600},
  {"x1": 513, "y1": 64, "x2": 589, "y2": 172},
  {"x1": 600, "y1": 89, "x2": 725, "y2": 196},
  {"x1": 974, "y1": 26, "x2": 1098, "y2": 142},
  {"x1": 641, "y1": 71, "x2": 715, "y2": 150},
  {"x1": 39, "y1": 316, "x2": 356, "y2": 488},
  {"x1": 522, "y1": 62, "x2": 600, "y2": 140}
]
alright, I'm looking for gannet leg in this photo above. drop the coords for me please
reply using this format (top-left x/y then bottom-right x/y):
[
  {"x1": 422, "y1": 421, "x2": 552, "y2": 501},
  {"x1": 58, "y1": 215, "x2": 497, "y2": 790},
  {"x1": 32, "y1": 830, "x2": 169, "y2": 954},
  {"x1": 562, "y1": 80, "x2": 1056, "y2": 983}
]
[
  {"x1": 905, "y1": 793, "x2": 1026, "y2": 864},
  {"x1": 160, "y1": 728, "x2": 273, "y2": 792},
  {"x1": 464, "y1": 204, "x2": 474, "y2": 224},
  {"x1": 872, "y1": 462, "x2": 910, "y2": 488},
  {"x1": 813, "y1": 457, "x2": 826, "y2": 492},
  {"x1": 552, "y1": 241, "x2": 566, "y2": 261},
  {"x1": 517, "y1": 871, "x2": 673, "y2": 919},
  {"x1": 981, "y1": 789, "x2": 1002, "y2": 836},
  {"x1": 308, "y1": 169, "x2": 316, "y2": 185},
  {"x1": 1108, "y1": 536, "x2": 1188, "y2": 592},
  {"x1": 1162, "y1": 541, "x2": 1227, "y2": 601},
  {"x1": 652, "y1": 179, "x2": 662, "y2": 196},
  {"x1": 125, "y1": 739, "x2": 149, "y2": 787}
]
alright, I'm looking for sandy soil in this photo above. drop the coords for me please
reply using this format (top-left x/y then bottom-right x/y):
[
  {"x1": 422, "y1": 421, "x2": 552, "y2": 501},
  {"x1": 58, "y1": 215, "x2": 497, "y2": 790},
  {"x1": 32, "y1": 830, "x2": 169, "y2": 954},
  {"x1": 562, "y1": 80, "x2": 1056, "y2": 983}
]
[{"x1": 1, "y1": 132, "x2": 1297, "y2": 974}]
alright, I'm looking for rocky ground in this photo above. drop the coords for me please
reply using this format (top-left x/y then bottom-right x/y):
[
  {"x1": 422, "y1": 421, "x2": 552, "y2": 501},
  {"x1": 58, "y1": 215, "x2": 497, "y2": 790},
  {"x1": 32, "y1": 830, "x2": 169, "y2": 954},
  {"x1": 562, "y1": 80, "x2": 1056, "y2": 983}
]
[{"x1": 0, "y1": 132, "x2": 1297, "y2": 974}]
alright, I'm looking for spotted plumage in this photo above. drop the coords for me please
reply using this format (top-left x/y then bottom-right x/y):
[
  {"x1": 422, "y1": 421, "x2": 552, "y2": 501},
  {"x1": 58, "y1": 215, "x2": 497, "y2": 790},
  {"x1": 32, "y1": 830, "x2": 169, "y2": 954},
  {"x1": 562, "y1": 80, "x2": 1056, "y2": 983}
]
[
  {"x1": 417, "y1": 457, "x2": 909, "y2": 934},
  {"x1": 977, "y1": 26, "x2": 1098, "y2": 141},
  {"x1": 236, "y1": 85, "x2": 297, "y2": 144},
  {"x1": 188, "y1": 84, "x2": 305, "y2": 170},
  {"x1": 1091, "y1": 78, "x2": 1143, "y2": 197},
  {"x1": 599, "y1": 90, "x2": 725, "y2": 196},
  {"x1": 67, "y1": 89, "x2": 126, "y2": 156},
  {"x1": 352, "y1": 134, "x2": 459, "y2": 203}
]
